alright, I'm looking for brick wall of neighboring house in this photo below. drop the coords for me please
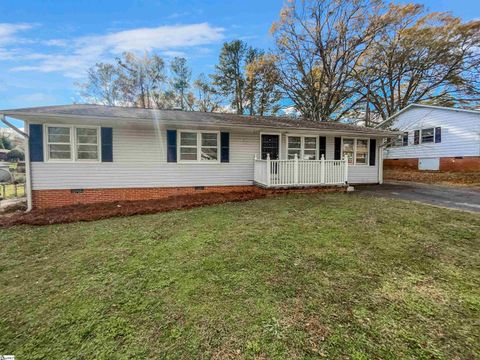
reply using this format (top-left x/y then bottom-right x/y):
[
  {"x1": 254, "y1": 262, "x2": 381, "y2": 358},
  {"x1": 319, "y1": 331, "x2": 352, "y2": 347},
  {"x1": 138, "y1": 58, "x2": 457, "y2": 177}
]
[
  {"x1": 439, "y1": 156, "x2": 480, "y2": 172},
  {"x1": 32, "y1": 185, "x2": 258, "y2": 209},
  {"x1": 383, "y1": 158, "x2": 419, "y2": 170},
  {"x1": 384, "y1": 156, "x2": 480, "y2": 172}
]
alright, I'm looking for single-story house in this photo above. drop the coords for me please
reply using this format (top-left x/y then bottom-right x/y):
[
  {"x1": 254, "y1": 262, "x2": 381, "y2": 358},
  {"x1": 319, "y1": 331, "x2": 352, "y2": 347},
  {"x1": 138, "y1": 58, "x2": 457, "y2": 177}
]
[
  {"x1": 0, "y1": 104, "x2": 398, "y2": 210},
  {"x1": 378, "y1": 104, "x2": 480, "y2": 172}
]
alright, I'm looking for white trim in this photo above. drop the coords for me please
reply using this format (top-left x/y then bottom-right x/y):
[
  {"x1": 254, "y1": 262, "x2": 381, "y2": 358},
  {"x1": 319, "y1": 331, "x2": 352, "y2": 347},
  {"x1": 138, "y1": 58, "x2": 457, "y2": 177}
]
[
  {"x1": 177, "y1": 130, "x2": 220, "y2": 163},
  {"x1": 341, "y1": 137, "x2": 370, "y2": 166},
  {"x1": 259, "y1": 132, "x2": 282, "y2": 160},
  {"x1": 286, "y1": 134, "x2": 318, "y2": 160},
  {"x1": 44, "y1": 124, "x2": 101, "y2": 163}
]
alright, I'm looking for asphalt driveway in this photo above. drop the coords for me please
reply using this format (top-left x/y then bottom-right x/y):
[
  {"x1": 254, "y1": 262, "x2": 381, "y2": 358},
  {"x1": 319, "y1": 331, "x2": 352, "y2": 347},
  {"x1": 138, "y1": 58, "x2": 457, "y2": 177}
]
[{"x1": 356, "y1": 181, "x2": 480, "y2": 213}]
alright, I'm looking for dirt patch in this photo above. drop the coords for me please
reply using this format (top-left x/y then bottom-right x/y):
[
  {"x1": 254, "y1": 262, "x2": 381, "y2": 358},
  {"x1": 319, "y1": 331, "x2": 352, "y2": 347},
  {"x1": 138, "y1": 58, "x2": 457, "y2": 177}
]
[
  {"x1": 0, "y1": 187, "x2": 344, "y2": 227},
  {"x1": 384, "y1": 169, "x2": 480, "y2": 187}
]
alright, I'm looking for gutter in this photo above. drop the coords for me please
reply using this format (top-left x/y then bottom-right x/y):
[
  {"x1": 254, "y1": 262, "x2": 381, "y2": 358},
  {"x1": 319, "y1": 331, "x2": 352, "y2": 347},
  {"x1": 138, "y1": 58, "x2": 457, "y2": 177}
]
[{"x1": 1, "y1": 114, "x2": 32, "y2": 211}]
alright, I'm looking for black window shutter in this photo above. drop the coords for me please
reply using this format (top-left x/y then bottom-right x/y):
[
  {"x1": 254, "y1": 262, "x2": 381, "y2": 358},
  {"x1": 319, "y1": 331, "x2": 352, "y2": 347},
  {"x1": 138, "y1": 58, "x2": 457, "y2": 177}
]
[
  {"x1": 220, "y1": 132, "x2": 229, "y2": 163},
  {"x1": 414, "y1": 130, "x2": 420, "y2": 145},
  {"x1": 402, "y1": 132, "x2": 408, "y2": 146},
  {"x1": 334, "y1": 137, "x2": 342, "y2": 160},
  {"x1": 369, "y1": 139, "x2": 376, "y2": 166},
  {"x1": 319, "y1": 136, "x2": 326, "y2": 158},
  {"x1": 167, "y1": 130, "x2": 177, "y2": 162},
  {"x1": 101, "y1": 127, "x2": 113, "y2": 162},
  {"x1": 435, "y1": 127, "x2": 441, "y2": 143},
  {"x1": 29, "y1": 124, "x2": 44, "y2": 162}
]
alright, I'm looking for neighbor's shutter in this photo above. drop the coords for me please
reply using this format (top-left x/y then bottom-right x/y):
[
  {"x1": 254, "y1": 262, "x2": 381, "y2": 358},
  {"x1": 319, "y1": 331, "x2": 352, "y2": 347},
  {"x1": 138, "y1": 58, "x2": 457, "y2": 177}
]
[
  {"x1": 29, "y1": 124, "x2": 44, "y2": 162},
  {"x1": 334, "y1": 137, "x2": 342, "y2": 160},
  {"x1": 167, "y1": 130, "x2": 177, "y2": 162},
  {"x1": 220, "y1": 132, "x2": 229, "y2": 163},
  {"x1": 101, "y1": 127, "x2": 113, "y2": 162},
  {"x1": 319, "y1": 136, "x2": 326, "y2": 159},
  {"x1": 369, "y1": 139, "x2": 376, "y2": 166},
  {"x1": 435, "y1": 127, "x2": 441, "y2": 143},
  {"x1": 414, "y1": 130, "x2": 420, "y2": 145},
  {"x1": 402, "y1": 132, "x2": 409, "y2": 146}
]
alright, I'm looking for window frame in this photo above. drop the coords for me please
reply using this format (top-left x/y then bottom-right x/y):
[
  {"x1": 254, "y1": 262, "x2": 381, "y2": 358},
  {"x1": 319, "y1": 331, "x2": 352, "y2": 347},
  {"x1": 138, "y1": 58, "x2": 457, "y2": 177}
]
[
  {"x1": 177, "y1": 130, "x2": 221, "y2": 163},
  {"x1": 420, "y1": 128, "x2": 434, "y2": 144},
  {"x1": 341, "y1": 137, "x2": 370, "y2": 166},
  {"x1": 286, "y1": 135, "x2": 318, "y2": 160},
  {"x1": 44, "y1": 124, "x2": 102, "y2": 163},
  {"x1": 75, "y1": 125, "x2": 101, "y2": 162}
]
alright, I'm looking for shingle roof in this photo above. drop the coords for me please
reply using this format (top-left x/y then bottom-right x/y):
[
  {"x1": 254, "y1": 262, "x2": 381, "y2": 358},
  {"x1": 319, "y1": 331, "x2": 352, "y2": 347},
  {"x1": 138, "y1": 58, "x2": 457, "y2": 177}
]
[{"x1": 1, "y1": 104, "x2": 398, "y2": 136}]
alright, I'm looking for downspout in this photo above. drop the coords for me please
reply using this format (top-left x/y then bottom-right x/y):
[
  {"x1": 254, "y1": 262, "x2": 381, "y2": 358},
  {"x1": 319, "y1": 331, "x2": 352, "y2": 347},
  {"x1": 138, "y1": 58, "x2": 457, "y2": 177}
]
[{"x1": 1, "y1": 114, "x2": 32, "y2": 211}]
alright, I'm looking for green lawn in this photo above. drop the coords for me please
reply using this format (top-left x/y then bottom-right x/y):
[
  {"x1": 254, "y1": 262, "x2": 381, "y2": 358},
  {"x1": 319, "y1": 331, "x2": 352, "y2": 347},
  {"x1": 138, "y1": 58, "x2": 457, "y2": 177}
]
[{"x1": 0, "y1": 193, "x2": 479, "y2": 359}]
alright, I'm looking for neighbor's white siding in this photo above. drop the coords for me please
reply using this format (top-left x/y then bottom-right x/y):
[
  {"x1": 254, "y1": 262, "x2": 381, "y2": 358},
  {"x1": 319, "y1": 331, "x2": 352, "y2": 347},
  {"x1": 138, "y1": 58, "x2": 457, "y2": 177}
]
[
  {"x1": 384, "y1": 107, "x2": 480, "y2": 159},
  {"x1": 31, "y1": 121, "x2": 383, "y2": 189}
]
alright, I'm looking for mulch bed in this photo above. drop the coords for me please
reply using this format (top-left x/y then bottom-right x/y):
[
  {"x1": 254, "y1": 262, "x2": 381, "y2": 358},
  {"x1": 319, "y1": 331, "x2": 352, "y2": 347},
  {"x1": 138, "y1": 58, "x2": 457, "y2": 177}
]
[
  {"x1": 384, "y1": 169, "x2": 480, "y2": 187},
  {"x1": 0, "y1": 187, "x2": 345, "y2": 227}
]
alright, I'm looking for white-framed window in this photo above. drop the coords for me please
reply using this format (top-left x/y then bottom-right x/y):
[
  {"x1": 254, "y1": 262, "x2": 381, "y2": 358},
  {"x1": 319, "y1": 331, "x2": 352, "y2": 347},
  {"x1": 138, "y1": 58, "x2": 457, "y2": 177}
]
[
  {"x1": 342, "y1": 138, "x2": 369, "y2": 166},
  {"x1": 421, "y1": 128, "x2": 434, "y2": 143},
  {"x1": 46, "y1": 126, "x2": 72, "y2": 161},
  {"x1": 356, "y1": 139, "x2": 368, "y2": 165},
  {"x1": 287, "y1": 136, "x2": 317, "y2": 160},
  {"x1": 45, "y1": 125, "x2": 100, "y2": 162},
  {"x1": 178, "y1": 131, "x2": 219, "y2": 162},
  {"x1": 76, "y1": 127, "x2": 100, "y2": 161}
]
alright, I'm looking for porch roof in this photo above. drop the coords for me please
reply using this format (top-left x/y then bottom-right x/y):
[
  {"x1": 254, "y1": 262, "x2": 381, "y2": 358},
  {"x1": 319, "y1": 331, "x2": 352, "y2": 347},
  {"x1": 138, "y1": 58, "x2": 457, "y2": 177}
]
[{"x1": 1, "y1": 104, "x2": 399, "y2": 137}]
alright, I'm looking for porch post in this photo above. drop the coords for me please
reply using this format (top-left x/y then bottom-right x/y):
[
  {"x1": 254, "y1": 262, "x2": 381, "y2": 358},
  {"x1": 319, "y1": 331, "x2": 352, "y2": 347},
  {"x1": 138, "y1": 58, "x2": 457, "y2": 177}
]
[
  {"x1": 294, "y1": 153, "x2": 299, "y2": 185},
  {"x1": 320, "y1": 154, "x2": 325, "y2": 184},
  {"x1": 344, "y1": 155, "x2": 349, "y2": 184},
  {"x1": 266, "y1": 153, "x2": 271, "y2": 187}
]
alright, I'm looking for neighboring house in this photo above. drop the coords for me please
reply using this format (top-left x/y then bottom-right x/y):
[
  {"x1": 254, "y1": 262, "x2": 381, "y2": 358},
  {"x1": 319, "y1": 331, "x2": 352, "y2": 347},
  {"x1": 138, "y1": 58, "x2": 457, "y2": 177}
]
[
  {"x1": 0, "y1": 104, "x2": 397, "y2": 210},
  {"x1": 379, "y1": 104, "x2": 480, "y2": 172}
]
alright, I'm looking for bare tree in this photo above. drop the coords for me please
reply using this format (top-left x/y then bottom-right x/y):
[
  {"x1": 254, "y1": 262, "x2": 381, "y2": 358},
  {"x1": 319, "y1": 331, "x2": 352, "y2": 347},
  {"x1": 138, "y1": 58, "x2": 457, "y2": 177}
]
[
  {"x1": 117, "y1": 52, "x2": 166, "y2": 108},
  {"x1": 356, "y1": 4, "x2": 480, "y2": 120},
  {"x1": 271, "y1": 0, "x2": 388, "y2": 121},
  {"x1": 77, "y1": 63, "x2": 123, "y2": 106}
]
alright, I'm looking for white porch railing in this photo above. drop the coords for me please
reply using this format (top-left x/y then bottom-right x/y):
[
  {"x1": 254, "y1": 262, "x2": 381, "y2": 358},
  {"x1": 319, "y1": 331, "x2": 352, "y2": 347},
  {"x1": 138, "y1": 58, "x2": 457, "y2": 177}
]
[{"x1": 254, "y1": 154, "x2": 348, "y2": 188}]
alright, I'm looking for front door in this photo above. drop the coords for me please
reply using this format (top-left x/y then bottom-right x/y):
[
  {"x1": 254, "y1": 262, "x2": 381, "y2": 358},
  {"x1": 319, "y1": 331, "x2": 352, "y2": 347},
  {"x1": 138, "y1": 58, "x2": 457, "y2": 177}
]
[{"x1": 261, "y1": 134, "x2": 280, "y2": 160}]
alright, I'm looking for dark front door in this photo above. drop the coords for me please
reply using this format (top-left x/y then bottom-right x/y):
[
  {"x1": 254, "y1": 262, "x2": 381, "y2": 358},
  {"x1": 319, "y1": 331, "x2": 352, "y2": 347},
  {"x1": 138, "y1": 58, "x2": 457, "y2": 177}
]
[{"x1": 261, "y1": 134, "x2": 280, "y2": 160}]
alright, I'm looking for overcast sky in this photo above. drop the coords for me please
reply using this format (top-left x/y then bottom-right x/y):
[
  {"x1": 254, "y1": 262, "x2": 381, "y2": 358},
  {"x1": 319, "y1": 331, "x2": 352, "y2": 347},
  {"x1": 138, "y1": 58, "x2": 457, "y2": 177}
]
[{"x1": 0, "y1": 0, "x2": 479, "y2": 127}]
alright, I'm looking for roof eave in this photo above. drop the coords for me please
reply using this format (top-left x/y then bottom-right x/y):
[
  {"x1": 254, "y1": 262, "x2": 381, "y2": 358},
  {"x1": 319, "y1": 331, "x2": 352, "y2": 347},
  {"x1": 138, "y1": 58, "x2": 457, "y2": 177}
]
[{"x1": 1, "y1": 111, "x2": 399, "y2": 137}]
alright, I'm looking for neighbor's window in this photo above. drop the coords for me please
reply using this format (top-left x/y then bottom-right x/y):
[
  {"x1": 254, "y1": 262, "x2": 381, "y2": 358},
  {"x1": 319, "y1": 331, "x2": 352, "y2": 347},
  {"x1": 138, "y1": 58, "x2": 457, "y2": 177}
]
[
  {"x1": 421, "y1": 128, "x2": 434, "y2": 143},
  {"x1": 343, "y1": 138, "x2": 355, "y2": 164},
  {"x1": 356, "y1": 139, "x2": 368, "y2": 165},
  {"x1": 46, "y1": 126, "x2": 72, "y2": 160},
  {"x1": 179, "y1": 131, "x2": 219, "y2": 162},
  {"x1": 76, "y1": 127, "x2": 99, "y2": 160},
  {"x1": 287, "y1": 136, "x2": 317, "y2": 160}
]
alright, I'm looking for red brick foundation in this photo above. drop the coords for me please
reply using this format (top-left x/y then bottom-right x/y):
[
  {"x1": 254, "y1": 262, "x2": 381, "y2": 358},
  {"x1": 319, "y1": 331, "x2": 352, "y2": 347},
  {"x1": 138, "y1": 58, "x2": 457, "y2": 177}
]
[
  {"x1": 32, "y1": 185, "x2": 258, "y2": 209},
  {"x1": 384, "y1": 156, "x2": 480, "y2": 172}
]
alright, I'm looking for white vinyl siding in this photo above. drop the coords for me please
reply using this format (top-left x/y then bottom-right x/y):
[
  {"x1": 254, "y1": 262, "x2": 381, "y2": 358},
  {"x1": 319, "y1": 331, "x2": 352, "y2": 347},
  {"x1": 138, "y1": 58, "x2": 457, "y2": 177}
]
[
  {"x1": 385, "y1": 107, "x2": 480, "y2": 159},
  {"x1": 30, "y1": 123, "x2": 383, "y2": 189}
]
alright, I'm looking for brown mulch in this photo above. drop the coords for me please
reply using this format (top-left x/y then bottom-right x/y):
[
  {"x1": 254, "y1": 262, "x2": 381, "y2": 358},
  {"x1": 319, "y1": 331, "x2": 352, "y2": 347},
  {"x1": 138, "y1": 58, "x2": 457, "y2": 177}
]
[
  {"x1": 0, "y1": 187, "x2": 345, "y2": 228},
  {"x1": 384, "y1": 169, "x2": 480, "y2": 187}
]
